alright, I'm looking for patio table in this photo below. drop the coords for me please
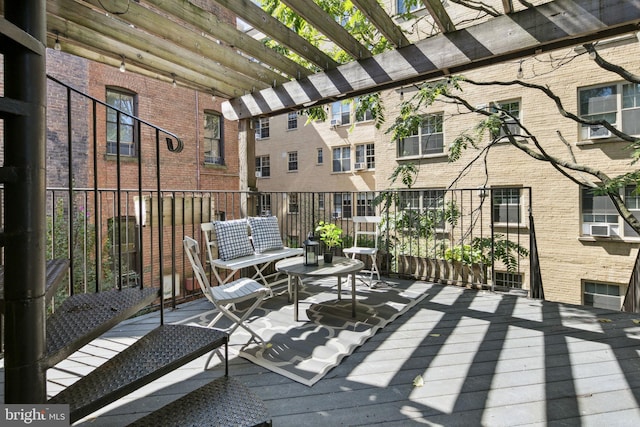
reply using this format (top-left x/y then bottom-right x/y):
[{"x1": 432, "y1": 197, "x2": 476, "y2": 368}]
[{"x1": 275, "y1": 256, "x2": 364, "y2": 321}]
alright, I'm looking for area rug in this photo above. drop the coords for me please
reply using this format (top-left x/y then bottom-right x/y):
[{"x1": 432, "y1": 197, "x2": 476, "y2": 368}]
[{"x1": 222, "y1": 278, "x2": 432, "y2": 386}]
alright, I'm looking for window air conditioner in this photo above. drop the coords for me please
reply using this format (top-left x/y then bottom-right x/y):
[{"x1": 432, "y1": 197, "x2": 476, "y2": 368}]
[
  {"x1": 588, "y1": 125, "x2": 612, "y2": 139},
  {"x1": 255, "y1": 171, "x2": 262, "y2": 178},
  {"x1": 354, "y1": 162, "x2": 365, "y2": 171},
  {"x1": 330, "y1": 119, "x2": 342, "y2": 127},
  {"x1": 590, "y1": 224, "x2": 611, "y2": 237}
]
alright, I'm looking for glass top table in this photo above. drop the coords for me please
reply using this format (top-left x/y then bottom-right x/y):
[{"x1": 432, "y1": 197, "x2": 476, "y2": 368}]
[{"x1": 275, "y1": 256, "x2": 364, "y2": 321}]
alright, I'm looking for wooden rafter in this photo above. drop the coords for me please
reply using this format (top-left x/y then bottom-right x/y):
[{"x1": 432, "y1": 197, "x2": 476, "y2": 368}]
[
  {"x1": 351, "y1": 0, "x2": 411, "y2": 48},
  {"x1": 210, "y1": 0, "x2": 339, "y2": 71},
  {"x1": 49, "y1": 0, "x2": 275, "y2": 96},
  {"x1": 422, "y1": 0, "x2": 456, "y2": 33},
  {"x1": 222, "y1": 0, "x2": 640, "y2": 120},
  {"x1": 280, "y1": 0, "x2": 372, "y2": 59},
  {"x1": 139, "y1": 0, "x2": 311, "y2": 80}
]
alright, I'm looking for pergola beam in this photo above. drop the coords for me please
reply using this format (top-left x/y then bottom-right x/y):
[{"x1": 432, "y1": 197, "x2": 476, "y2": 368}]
[
  {"x1": 141, "y1": 0, "x2": 311, "y2": 80},
  {"x1": 210, "y1": 0, "x2": 339, "y2": 71},
  {"x1": 422, "y1": 0, "x2": 456, "y2": 33},
  {"x1": 280, "y1": 0, "x2": 372, "y2": 60},
  {"x1": 352, "y1": 0, "x2": 411, "y2": 48},
  {"x1": 222, "y1": 0, "x2": 640, "y2": 120}
]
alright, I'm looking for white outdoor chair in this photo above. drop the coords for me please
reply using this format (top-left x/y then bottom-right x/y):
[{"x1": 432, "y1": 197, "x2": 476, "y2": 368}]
[
  {"x1": 183, "y1": 236, "x2": 269, "y2": 357},
  {"x1": 342, "y1": 216, "x2": 382, "y2": 287}
]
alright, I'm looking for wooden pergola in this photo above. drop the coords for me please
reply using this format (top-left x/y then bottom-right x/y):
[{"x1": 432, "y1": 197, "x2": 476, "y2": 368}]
[{"x1": 2, "y1": 0, "x2": 637, "y2": 119}]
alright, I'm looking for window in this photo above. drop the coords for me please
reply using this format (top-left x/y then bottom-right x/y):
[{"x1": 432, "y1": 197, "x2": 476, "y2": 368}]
[
  {"x1": 397, "y1": 113, "x2": 444, "y2": 157},
  {"x1": 333, "y1": 147, "x2": 351, "y2": 172},
  {"x1": 255, "y1": 155, "x2": 270, "y2": 178},
  {"x1": 495, "y1": 272, "x2": 524, "y2": 289},
  {"x1": 258, "y1": 194, "x2": 271, "y2": 216},
  {"x1": 397, "y1": 0, "x2": 422, "y2": 14},
  {"x1": 204, "y1": 111, "x2": 223, "y2": 165},
  {"x1": 581, "y1": 185, "x2": 640, "y2": 238},
  {"x1": 579, "y1": 82, "x2": 640, "y2": 139},
  {"x1": 288, "y1": 193, "x2": 299, "y2": 214},
  {"x1": 493, "y1": 188, "x2": 521, "y2": 224},
  {"x1": 355, "y1": 143, "x2": 375, "y2": 169},
  {"x1": 399, "y1": 190, "x2": 446, "y2": 230},
  {"x1": 355, "y1": 97, "x2": 373, "y2": 122},
  {"x1": 331, "y1": 101, "x2": 351, "y2": 126},
  {"x1": 317, "y1": 148, "x2": 323, "y2": 164},
  {"x1": 424, "y1": 189, "x2": 446, "y2": 230},
  {"x1": 356, "y1": 193, "x2": 375, "y2": 216},
  {"x1": 584, "y1": 281, "x2": 623, "y2": 310},
  {"x1": 288, "y1": 151, "x2": 298, "y2": 172},
  {"x1": 287, "y1": 112, "x2": 298, "y2": 130},
  {"x1": 333, "y1": 193, "x2": 352, "y2": 219},
  {"x1": 255, "y1": 117, "x2": 270, "y2": 139},
  {"x1": 491, "y1": 100, "x2": 521, "y2": 138},
  {"x1": 106, "y1": 88, "x2": 136, "y2": 156},
  {"x1": 318, "y1": 193, "x2": 325, "y2": 210}
]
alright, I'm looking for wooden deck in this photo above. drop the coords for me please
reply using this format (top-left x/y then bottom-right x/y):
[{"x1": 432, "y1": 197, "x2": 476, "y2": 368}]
[{"x1": 2, "y1": 279, "x2": 640, "y2": 426}]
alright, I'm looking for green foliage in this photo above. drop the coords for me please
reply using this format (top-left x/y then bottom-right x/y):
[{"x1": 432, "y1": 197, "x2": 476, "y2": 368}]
[
  {"x1": 389, "y1": 163, "x2": 418, "y2": 188},
  {"x1": 444, "y1": 234, "x2": 529, "y2": 272},
  {"x1": 315, "y1": 220, "x2": 343, "y2": 249}
]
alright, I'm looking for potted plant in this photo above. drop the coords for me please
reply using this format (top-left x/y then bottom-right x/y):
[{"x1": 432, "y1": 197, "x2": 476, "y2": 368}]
[{"x1": 315, "y1": 220, "x2": 343, "y2": 263}]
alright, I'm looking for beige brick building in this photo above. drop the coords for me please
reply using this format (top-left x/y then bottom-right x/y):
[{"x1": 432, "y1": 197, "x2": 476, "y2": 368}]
[{"x1": 255, "y1": 32, "x2": 640, "y2": 308}]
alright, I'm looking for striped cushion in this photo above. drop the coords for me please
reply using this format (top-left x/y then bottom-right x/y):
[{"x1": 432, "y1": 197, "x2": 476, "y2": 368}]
[
  {"x1": 213, "y1": 219, "x2": 254, "y2": 261},
  {"x1": 248, "y1": 216, "x2": 284, "y2": 254}
]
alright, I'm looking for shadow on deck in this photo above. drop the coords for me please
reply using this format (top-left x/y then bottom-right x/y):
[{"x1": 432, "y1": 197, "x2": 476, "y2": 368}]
[{"x1": 3, "y1": 279, "x2": 639, "y2": 426}]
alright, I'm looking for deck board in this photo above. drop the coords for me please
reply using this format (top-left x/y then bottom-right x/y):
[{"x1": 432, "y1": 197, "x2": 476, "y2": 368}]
[{"x1": 2, "y1": 279, "x2": 640, "y2": 426}]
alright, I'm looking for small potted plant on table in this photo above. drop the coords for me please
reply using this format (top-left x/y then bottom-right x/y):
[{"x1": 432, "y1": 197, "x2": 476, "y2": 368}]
[{"x1": 315, "y1": 220, "x2": 343, "y2": 263}]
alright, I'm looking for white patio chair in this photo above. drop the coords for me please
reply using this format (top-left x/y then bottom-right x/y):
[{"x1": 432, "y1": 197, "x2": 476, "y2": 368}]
[
  {"x1": 342, "y1": 216, "x2": 382, "y2": 287},
  {"x1": 183, "y1": 236, "x2": 269, "y2": 358}
]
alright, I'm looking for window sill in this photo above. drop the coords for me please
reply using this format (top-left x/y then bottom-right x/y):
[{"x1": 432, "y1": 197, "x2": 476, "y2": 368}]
[
  {"x1": 576, "y1": 138, "x2": 623, "y2": 146},
  {"x1": 494, "y1": 222, "x2": 528, "y2": 230},
  {"x1": 396, "y1": 153, "x2": 447, "y2": 161},
  {"x1": 579, "y1": 236, "x2": 640, "y2": 244},
  {"x1": 203, "y1": 163, "x2": 227, "y2": 170},
  {"x1": 105, "y1": 154, "x2": 137, "y2": 162}
]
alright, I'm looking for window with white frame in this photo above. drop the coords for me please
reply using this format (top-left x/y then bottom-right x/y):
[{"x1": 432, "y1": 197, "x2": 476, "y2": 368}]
[
  {"x1": 355, "y1": 143, "x2": 375, "y2": 169},
  {"x1": 288, "y1": 193, "x2": 299, "y2": 214},
  {"x1": 356, "y1": 193, "x2": 375, "y2": 216},
  {"x1": 106, "y1": 87, "x2": 137, "y2": 157},
  {"x1": 424, "y1": 189, "x2": 446, "y2": 229},
  {"x1": 583, "y1": 281, "x2": 623, "y2": 310},
  {"x1": 332, "y1": 146, "x2": 351, "y2": 172},
  {"x1": 333, "y1": 193, "x2": 352, "y2": 219},
  {"x1": 491, "y1": 100, "x2": 521, "y2": 138},
  {"x1": 397, "y1": 113, "x2": 444, "y2": 158},
  {"x1": 495, "y1": 271, "x2": 524, "y2": 289},
  {"x1": 397, "y1": 0, "x2": 422, "y2": 14},
  {"x1": 288, "y1": 151, "x2": 298, "y2": 171},
  {"x1": 258, "y1": 194, "x2": 271, "y2": 216},
  {"x1": 255, "y1": 117, "x2": 270, "y2": 139},
  {"x1": 493, "y1": 188, "x2": 521, "y2": 224},
  {"x1": 287, "y1": 112, "x2": 298, "y2": 130},
  {"x1": 355, "y1": 97, "x2": 373, "y2": 122},
  {"x1": 318, "y1": 193, "x2": 325, "y2": 210},
  {"x1": 398, "y1": 190, "x2": 445, "y2": 230},
  {"x1": 581, "y1": 185, "x2": 640, "y2": 238},
  {"x1": 331, "y1": 101, "x2": 351, "y2": 126},
  {"x1": 255, "y1": 155, "x2": 270, "y2": 178},
  {"x1": 204, "y1": 111, "x2": 223, "y2": 165},
  {"x1": 317, "y1": 148, "x2": 323, "y2": 164},
  {"x1": 579, "y1": 82, "x2": 640, "y2": 139}
]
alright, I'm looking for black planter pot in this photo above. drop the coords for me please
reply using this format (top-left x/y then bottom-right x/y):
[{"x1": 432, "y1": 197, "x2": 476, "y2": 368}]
[{"x1": 323, "y1": 253, "x2": 333, "y2": 263}]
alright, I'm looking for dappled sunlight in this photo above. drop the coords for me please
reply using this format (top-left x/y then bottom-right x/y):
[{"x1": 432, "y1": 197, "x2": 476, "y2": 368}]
[
  {"x1": 511, "y1": 297, "x2": 545, "y2": 322},
  {"x1": 409, "y1": 316, "x2": 490, "y2": 413},
  {"x1": 468, "y1": 291, "x2": 502, "y2": 313},
  {"x1": 559, "y1": 305, "x2": 605, "y2": 333},
  {"x1": 346, "y1": 307, "x2": 445, "y2": 387}
]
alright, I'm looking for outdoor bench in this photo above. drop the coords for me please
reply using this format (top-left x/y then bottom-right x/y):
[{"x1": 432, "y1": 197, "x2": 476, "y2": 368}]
[{"x1": 201, "y1": 217, "x2": 302, "y2": 297}]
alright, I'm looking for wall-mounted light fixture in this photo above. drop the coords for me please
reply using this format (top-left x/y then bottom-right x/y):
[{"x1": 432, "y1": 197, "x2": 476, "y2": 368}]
[
  {"x1": 54, "y1": 30, "x2": 61, "y2": 51},
  {"x1": 171, "y1": 73, "x2": 177, "y2": 88},
  {"x1": 119, "y1": 55, "x2": 126, "y2": 72}
]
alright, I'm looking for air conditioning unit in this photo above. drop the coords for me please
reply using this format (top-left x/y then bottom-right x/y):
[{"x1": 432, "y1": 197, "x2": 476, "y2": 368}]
[
  {"x1": 354, "y1": 162, "x2": 365, "y2": 171},
  {"x1": 590, "y1": 224, "x2": 611, "y2": 237},
  {"x1": 330, "y1": 119, "x2": 342, "y2": 127},
  {"x1": 255, "y1": 171, "x2": 262, "y2": 178},
  {"x1": 588, "y1": 125, "x2": 612, "y2": 139}
]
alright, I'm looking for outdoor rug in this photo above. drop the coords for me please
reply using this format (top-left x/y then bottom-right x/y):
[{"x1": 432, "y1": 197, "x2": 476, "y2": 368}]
[{"x1": 208, "y1": 277, "x2": 432, "y2": 386}]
